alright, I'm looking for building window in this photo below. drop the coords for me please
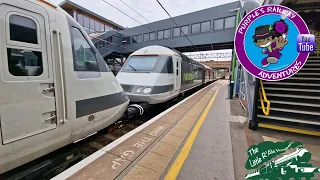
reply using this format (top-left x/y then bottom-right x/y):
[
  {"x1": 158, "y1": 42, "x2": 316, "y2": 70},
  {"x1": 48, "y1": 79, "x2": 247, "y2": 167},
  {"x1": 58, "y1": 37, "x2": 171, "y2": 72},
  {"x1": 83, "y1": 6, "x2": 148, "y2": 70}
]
[
  {"x1": 95, "y1": 21, "x2": 100, "y2": 32},
  {"x1": 144, "y1": 33, "x2": 149, "y2": 41},
  {"x1": 214, "y1": 19, "x2": 224, "y2": 30},
  {"x1": 225, "y1": 16, "x2": 235, "y2": 28},
  {"x1": 90, "y1": 19, "x2": 95, "y2": 31},
  {"x1": 83, "y1": 27, "x2": 90, "y2": 34},
  {"x1": 132, "y1": 35, "x2": 137, "y2": 43},
  {"x1": 10, "y1": 15, "x2": 38, "y2": 44},
  {"x1": 137, "y1": 34, "x2": 142, "y2": 42},
  {"x1": 191, "y1": 23, "x2": 200, "y2": 34},
  {"x1": 201, "y1": 21, "x2": 210, "y2": 32},
  {"x1": 122, "y1": 37, "x2": 130, "y2": 45},
  {"x1": 173, "y1": 27, "x2": 180, "y2": 37},
  {"x1": 83, "y1": 15, "x2": 90, "y2": 28},
  {"x1": 77, "y1": 13, "x2": 84, "y2": 26},
  {"x1": 132, "y1": 34, "x2": 142, "y2": 43},
  {"x1": 164, "y1": 29, "x2": 171, "y2": 38},
  {"x1": 100, "y1": 23, "x2": 105, "y2": 31},
  {"x1": 181, "y1": 25, "x2": 189, "y2": 35},
  {"x1": 158, "y1": 30, "x2": 164, "y2": 39},
  {"x1": 149, "y1": 32, "x2": 156, "y2": 40},
  {"x1": 105, "y1": 25, "x2": 111, "y2": 31}
]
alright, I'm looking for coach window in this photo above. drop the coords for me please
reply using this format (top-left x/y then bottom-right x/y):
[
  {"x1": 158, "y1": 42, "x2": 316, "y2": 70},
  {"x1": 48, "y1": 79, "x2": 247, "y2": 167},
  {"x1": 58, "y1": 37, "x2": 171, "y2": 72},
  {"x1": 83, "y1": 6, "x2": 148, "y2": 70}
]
[
  {"x1": 225, "y1": 16, "x2": 235, "y2": 28},
  {"x1": 8, "y1": 14, "x2": 43, "y2": 76},
  {"x1": 191, "y1": 23, "x2": 200, "y2": 34},
  {"x1": 71, "y1": 27, "x2": 99, "y2": 73},
  {"x1": 214, "y1": 18, "x2": 224, "y2": 30},
  {"x1": 201, "y1": 21, "x2": 210, "y2": 32}
]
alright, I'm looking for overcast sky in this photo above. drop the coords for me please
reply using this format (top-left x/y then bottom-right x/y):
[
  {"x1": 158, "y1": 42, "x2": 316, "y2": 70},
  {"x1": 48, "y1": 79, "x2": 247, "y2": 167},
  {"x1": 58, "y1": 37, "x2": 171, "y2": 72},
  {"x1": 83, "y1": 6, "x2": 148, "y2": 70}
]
[
  {"x1": 50, "y1": 0, "x2": 235, "y2": 61},
  {"x1": 51, "y1": 0, "x2": 237, "y2": 28}
]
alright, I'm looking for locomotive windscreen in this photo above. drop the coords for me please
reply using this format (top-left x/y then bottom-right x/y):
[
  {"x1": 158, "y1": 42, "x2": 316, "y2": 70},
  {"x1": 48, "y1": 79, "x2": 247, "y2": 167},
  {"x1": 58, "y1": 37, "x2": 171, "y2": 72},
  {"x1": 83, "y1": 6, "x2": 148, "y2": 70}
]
[{"x1": 122, "y1": 56, "x2": 158, "y2": 71}]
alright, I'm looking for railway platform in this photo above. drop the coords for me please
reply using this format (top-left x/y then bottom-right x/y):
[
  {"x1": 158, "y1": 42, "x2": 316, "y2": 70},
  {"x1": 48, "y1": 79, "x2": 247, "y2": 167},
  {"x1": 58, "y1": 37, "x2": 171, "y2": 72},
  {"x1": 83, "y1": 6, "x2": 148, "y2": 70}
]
[{"x1": 52, "y1": 80, "x2": 320, "y2": 180}]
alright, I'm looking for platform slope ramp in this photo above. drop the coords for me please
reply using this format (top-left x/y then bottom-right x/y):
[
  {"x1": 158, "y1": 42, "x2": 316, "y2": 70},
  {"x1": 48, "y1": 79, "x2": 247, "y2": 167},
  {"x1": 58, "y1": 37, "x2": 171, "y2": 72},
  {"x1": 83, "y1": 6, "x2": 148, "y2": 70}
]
[{"x1": 257, "y1": 55, "x2": 320, "y2": 135}]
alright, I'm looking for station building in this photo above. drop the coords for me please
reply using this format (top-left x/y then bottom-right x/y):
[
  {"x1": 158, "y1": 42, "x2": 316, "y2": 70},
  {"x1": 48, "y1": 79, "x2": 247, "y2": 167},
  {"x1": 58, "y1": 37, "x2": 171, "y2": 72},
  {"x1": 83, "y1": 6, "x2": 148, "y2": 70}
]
[{"x1": 59, "y1": 0, "x2": 125, "y2": 37}]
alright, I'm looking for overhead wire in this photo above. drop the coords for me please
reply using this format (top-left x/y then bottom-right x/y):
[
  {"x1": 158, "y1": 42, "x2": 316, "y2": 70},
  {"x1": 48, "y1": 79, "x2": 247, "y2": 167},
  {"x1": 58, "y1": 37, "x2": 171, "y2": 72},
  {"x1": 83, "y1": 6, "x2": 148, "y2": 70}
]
[
  {"x1": 100, "y1": 0, "x2": 179, "y2": 46},
  {"x1": 119, "y1": 0, "x2": 150, "y2": 23},
  {"x1": 156, "y1": 0, "x2": 204, "y2": 61}
]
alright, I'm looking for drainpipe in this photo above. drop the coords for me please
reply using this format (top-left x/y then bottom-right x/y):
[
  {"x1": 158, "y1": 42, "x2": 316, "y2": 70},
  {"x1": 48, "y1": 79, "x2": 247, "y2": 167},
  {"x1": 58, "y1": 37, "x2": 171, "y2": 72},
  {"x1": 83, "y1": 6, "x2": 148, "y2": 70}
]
[{"x1": 229, "y1": 10, "x2": 241, "y2": 99}]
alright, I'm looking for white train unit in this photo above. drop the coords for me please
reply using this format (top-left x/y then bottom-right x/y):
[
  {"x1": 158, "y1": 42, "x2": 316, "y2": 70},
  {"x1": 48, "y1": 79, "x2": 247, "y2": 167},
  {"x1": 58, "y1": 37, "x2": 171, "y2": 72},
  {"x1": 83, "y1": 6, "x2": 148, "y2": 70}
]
[
  {"x1": 116, "y1": 45, "x2": 216, "y2": 104},
  {"x1": 0, "y1": 0, "x2": 129, "y2": 175}
]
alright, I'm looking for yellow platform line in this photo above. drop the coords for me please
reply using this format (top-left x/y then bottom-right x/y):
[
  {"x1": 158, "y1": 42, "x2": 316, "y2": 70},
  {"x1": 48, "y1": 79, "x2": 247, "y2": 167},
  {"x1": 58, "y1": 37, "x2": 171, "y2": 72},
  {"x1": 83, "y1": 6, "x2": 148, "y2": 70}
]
[
  {"x1": 164, "y1": 87, "x2": 220, "y2": 180},
  {"x1": 259, "y1": 123, "x2": 320, "y2": 137}
]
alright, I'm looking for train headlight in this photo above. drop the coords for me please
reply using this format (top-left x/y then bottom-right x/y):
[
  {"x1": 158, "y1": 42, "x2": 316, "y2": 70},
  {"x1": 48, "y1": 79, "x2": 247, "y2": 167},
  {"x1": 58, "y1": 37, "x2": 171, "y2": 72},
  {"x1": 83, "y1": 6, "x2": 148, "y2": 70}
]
[
  {"x1": 143, "y1": 88, "x2": 152, "y2": 94},
  {"x1": 136, "y1": 87, "x2": 144, "y2": 93}
]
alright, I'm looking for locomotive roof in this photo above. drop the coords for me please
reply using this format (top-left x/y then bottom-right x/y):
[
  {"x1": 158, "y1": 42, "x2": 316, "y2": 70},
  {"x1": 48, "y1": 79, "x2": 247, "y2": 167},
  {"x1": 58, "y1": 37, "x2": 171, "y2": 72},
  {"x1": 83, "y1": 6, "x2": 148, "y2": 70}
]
[{"x1": 130, "y1": 45, "x2": 204, "y2": 68}]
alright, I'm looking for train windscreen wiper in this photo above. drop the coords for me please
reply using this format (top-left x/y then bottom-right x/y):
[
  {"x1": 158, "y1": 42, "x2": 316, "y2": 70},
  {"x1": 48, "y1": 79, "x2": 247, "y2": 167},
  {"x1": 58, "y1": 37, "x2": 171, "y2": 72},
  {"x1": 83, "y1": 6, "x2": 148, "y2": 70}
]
[{"x1": 128, "y1": 64, "x2": 137, "y2": 71}]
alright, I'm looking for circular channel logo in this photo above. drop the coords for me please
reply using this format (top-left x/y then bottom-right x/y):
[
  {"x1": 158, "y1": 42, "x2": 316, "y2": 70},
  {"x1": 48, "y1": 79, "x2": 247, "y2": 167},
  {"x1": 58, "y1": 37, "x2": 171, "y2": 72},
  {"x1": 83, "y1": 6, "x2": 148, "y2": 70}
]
[{"x1": 235, "y1": 5, "x2": 312, "y2": 81}]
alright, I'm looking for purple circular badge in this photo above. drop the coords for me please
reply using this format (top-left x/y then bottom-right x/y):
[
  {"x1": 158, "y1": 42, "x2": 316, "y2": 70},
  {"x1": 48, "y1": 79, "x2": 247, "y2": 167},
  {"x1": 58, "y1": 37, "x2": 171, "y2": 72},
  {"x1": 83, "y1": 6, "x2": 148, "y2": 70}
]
[{"x1": 234, "y1": 5, "x2": 310, "y2": 81}]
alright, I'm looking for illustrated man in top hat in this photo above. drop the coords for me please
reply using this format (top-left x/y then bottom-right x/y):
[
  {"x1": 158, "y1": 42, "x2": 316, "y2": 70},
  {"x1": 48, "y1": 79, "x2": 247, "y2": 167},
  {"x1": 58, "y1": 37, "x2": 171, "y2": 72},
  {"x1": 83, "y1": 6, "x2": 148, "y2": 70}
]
[{"x1": 253, "y1": 25, "x2": 288, "y2": 68}]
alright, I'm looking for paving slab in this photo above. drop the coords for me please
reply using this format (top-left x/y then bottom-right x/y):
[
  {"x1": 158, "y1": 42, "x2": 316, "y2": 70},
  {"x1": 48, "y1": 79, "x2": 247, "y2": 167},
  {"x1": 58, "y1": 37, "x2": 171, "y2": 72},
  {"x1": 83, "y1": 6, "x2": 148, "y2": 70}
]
[
  {"x1": 169, "y1": 107, "x2": 189, "y2": 115},
  {"x1": 122, "y1": 165, "x2": 161, "y2": 180},
  {"x1": 68, "y1": 152, "x2": 130, "y2": 180},
  {"x1": 151, "y1": 141, "x2": 180, "y2": 159},
  {"x1": 138, "y1": 152, "x2": 171, "y2": 174},
  {"x1": 160, "y1": 134, "x2": 184, "y2": 147}
]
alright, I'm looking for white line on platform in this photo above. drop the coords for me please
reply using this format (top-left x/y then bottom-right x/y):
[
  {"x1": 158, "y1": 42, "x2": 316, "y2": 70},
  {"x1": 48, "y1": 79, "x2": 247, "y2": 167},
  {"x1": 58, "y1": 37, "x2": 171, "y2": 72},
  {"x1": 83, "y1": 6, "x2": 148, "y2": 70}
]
[{"x1": 51, "y1": 81, "x2": 218, "y2": 180}]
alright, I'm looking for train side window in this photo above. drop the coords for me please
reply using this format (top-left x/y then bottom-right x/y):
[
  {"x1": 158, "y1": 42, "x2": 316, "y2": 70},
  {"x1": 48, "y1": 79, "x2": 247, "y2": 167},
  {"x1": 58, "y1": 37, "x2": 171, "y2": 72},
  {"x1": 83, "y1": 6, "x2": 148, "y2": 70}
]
[
  {"x1": 167, "y1": 57, "x2": 173, "y2": 73},
  {"x1": 70, "y1": 27, "x2": 99, "y2": 72},
  {"x1": 7, "y1": 48, "x2": 43, "y2": 76},
  {"x1": 7, "y1": 14, "x2": 43, "y2": 76},
  {"x1": 9, "y1": 15, "x2": 38, "y2": 44},
  {"x1": 176, "y1": 61, "x2": 179, "y2": 76}
]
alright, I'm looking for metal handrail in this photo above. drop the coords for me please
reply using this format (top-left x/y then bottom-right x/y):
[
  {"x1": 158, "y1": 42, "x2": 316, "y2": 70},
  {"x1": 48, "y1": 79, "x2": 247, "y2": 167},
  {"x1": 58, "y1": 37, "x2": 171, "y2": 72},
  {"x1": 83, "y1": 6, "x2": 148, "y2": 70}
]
[{"x1": 259, "y1": 79, "x2": 270, "y2": 116}]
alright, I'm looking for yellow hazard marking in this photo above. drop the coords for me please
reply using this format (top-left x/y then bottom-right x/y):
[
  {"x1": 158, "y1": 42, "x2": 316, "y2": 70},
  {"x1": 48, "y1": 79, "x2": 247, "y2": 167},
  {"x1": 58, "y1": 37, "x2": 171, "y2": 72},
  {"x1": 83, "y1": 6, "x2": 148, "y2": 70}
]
[
  {"x1": 259, "y1": 123, "x2": 320, "y2": 137},
  {"x1": 164, "y1": 87, "x2": 220, "y2": 180}
]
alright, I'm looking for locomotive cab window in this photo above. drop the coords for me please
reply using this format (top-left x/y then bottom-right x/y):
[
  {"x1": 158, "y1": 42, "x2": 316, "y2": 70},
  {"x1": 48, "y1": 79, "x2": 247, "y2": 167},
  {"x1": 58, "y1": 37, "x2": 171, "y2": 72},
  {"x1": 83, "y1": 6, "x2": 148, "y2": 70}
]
[
  {"x1": 9, "y1": 15, "x2": 38, "y2": 44},
  {"x1": 162, "y1": 57, "x2": 173, "y2": 73},
  {"x1": 71, "y1": 27, "x2": 99, "y2": 72},
  {"x1": 123, "y1": 56, "x2": 158, "y2": 72},
  {"x1": 6, "y1": 14, "x2": 43, "y2": 76}
]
